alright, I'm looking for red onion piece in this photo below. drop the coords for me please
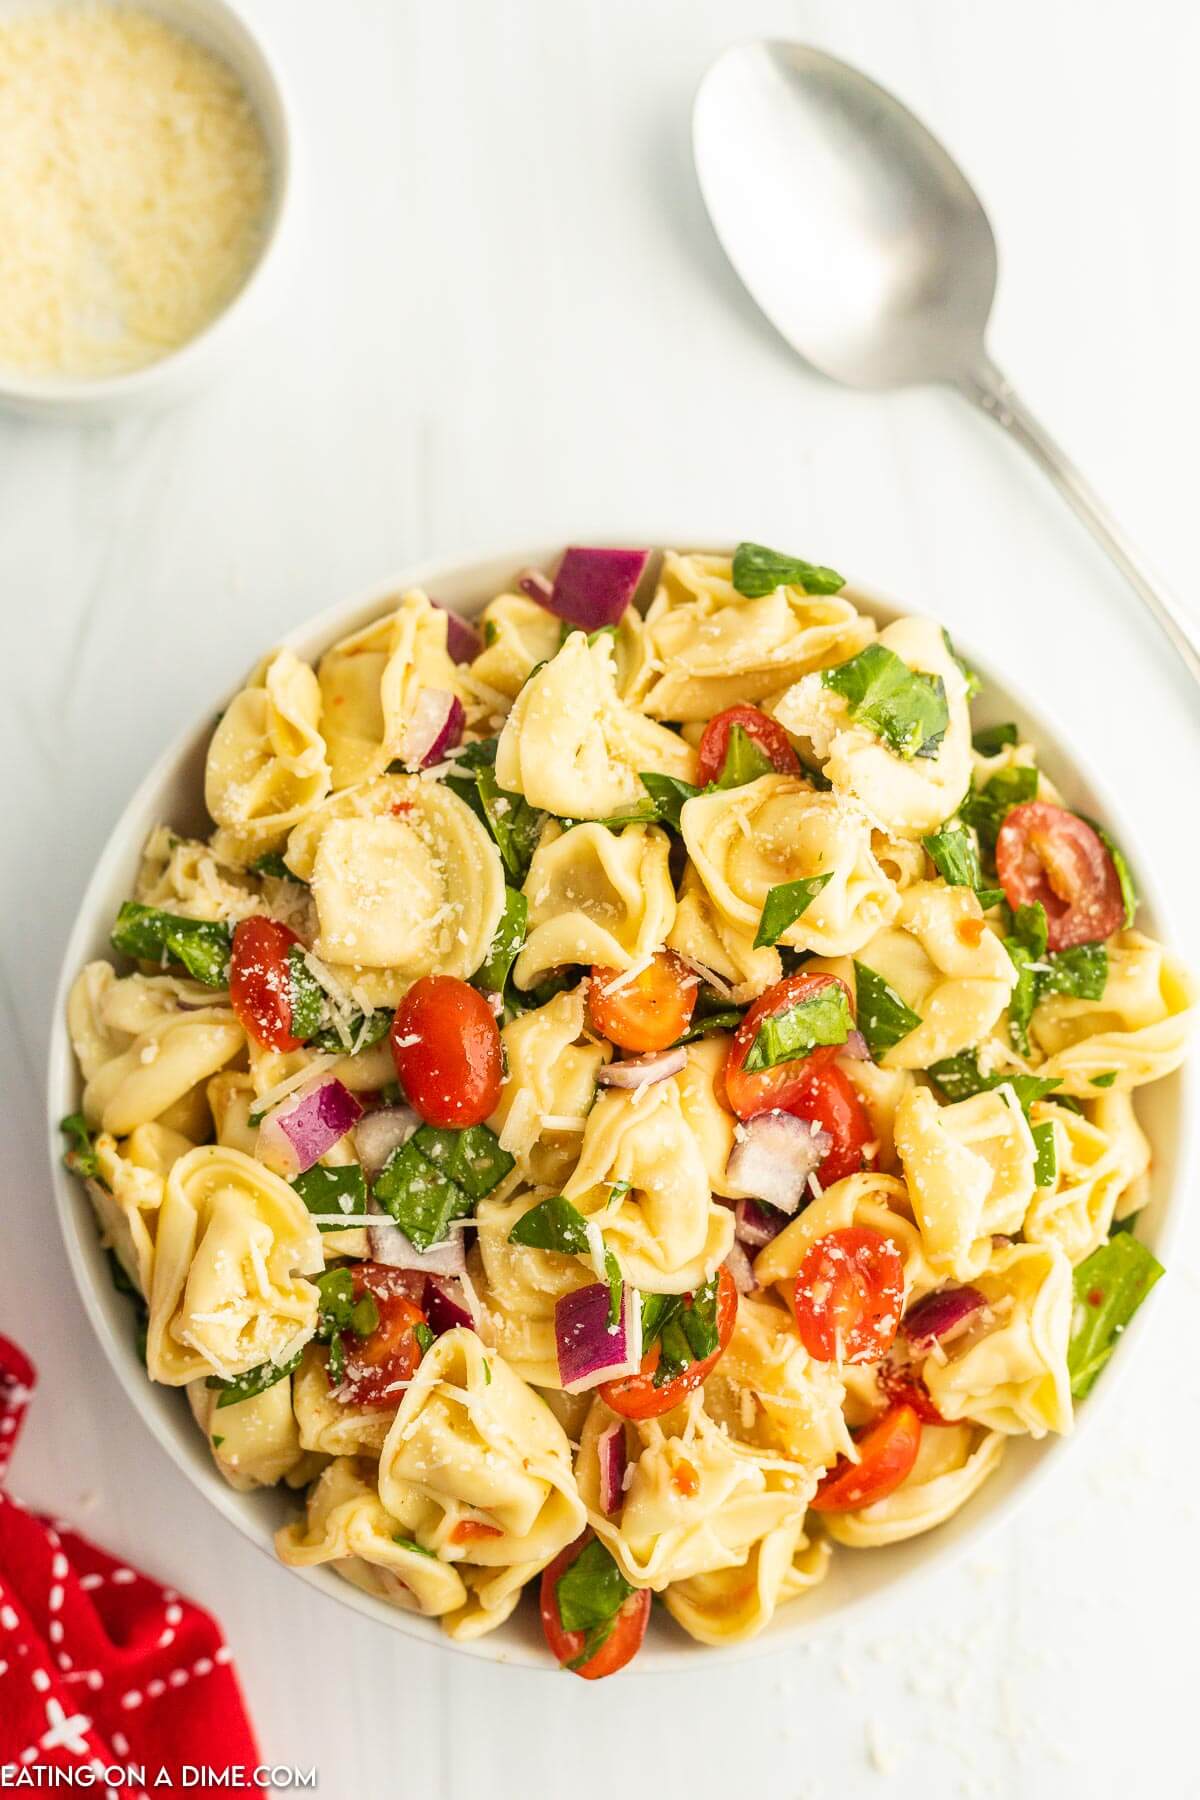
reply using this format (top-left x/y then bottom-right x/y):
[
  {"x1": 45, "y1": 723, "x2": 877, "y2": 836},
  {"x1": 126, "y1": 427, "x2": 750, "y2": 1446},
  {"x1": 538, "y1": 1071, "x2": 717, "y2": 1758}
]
[
  {"x1": 840, "y1": 1029, "x2": 871, "y2": 1062},
  {"x1": 555, "y1": 1282, "x2": 643, "y2": 1394},
  {"x1": 517, "y1": 568, "x2": 554, "y2": 604},
  {"x1": 435, "y1": 603, "x2": 481, "y2": 664},
  {"x1": 542, "y1": 547, "x2": 651, "y2": 632},
  {"x1": 596, "y1": 1421, "x2": 627, "y2": 1515},
  {"x1": 400, "y1": 689, "x2": 465, "y2": 768},
  {"x1": 733, "y1": 1196, "x2": 785, "y2": 1248},
  {"x1": 596, "y1": 1046, "x2": 686, "y2": 1090},
  {"x1": 259, "y1": 1079, "x2": 363, "y2": 1178},
  {"x1": 726, "y1": 1111, "x2": 831, "y2": 1216},
  {"x1": 423, "y1": 1275, "x2": 476, "y2": 1334},
  {"x1": 354, "y1": 1105, "x2": 419, "y2": 1180},
  {"x1": 367, "y1": 1209, "x2": 466, "y2": 1277},
  {"x1": 902, "y1": 1285, "x2": 987, "y2": 1353},
  {"x1": 724, "y1": 1241, "x2": 756, "y2": 1295}
]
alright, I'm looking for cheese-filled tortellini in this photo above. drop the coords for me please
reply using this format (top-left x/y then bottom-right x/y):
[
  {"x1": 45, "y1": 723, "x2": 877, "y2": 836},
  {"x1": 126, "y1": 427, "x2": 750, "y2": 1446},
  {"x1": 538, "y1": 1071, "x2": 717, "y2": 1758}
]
[
  {"x1": 702, "y1": 1293, "x2": 855, "y2": 1471},
  {"x1": 663, "y1": 1517, "x2": 831, "y2": 1644},
  {"x1": 667, "y1": 864, "x2": 782, "y2": 1001},
  {"x1": 487, "y1": 982, "x2": 611, "y2": 1185},
  {"x1": 471, "y1": 1190, "x2": 595, "y2": 1388},
  {"x1": 205, "y1": 649, "x2": 331, "y2": 863},
  {"x1": 923, "y1": 1242, "x2": 1074, "y2": 1437},
  {"x1": 1029, "y1": 930, "x2": 1194, "y2": 1095},
  {"x1": 285, "y1": 774, "x2": 504, "y2": 1003},
  {"x1": 317, "y1": 590, "x2": 467, "y2": 789},
  {"x1": 188, "y1": 1373, "x2": 306, "y2": 1492},
  {"x1": 88, "y1": 1122, "x2": 193, "y2": 1296},
  {"x1": 772, "y1": 617, "x2": 972, "y2": 837},
  {"x1": 631, "y1": 550, "x2": 873, "y2": 722},
  {"x1": 681, "y1": 776, "x2": 900, "y2": 958},
  {"x1": 291, "y1": 1343, "x2": 395, "y2": 1458},
  {"x1": 754, "y1": 1171, "x2": 935, "y2": 1310},
  {"x1": 496, "y1": 630, "x2": 695, "y2": 820},
  {"x1": 515, "y1": 822, "x2": 675, "y2": 990},
  {"x1": 136, "y1": 826, "x2": 263, "y2": 924},
  {"x1": 895, "y1": 1083, "x2": 1037, "y2": 1280},
  {"x1": 563, "y1": 1081, "x2": 734, "y2": 1294},
  {"x1": 146, "y1": 1145, "x2": 323, "y2": 1386},
  {"x1": 1023, "y1": 1096, "x2": 1149, "y2": 1264},
  {"x1": 467, "y1": 592, "x2": 565, "y2": 701},
  {"x1": 822, "y1": 1424, "x2": 1005, "y2": 1547}
]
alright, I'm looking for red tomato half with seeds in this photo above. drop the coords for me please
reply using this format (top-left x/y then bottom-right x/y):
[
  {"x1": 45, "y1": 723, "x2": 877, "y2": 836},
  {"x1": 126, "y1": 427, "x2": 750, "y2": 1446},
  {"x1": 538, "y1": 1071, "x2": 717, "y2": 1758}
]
[
  {"x1": 588, "y1": 950, "x2": 696, "y2": 1052},
  {"x1": 789, "y1": 1060, "x2": 874, "y2": 1185},
  {"x1": 876, "y1": 1357, "x2": 947, "y2": 1425},
  {"x1": 600, "y1": 1267, "x2": 738, "y2": 1421},
  {"x1": 391, "y1": 974, "x2": 503, "y2": 1128},
  {"x1": 792, "y1": 1226, "x2": 904, "y2": 1364},
  {"x1": 810, "y1": 1403, "x2": 922, "y2": 1512},
  {"x1": 995, "y1": 802, "x2": 1125, "y2": 951},
  {"x1": 695, "y1": 705, "x2": 800, "y2": 787},
  {"x1": 540, "y1": 1533, "x2": 651, "y2": 1679},
  {"x1": 724, "y1": 972, "x2": 851, "y2": 1121},
  {"x1": 337, "y1": 1263, "x2": 429, "y2": 1410},
  {"x1": 229, "y1": 916, "x2": 306, "y2": 1052}
]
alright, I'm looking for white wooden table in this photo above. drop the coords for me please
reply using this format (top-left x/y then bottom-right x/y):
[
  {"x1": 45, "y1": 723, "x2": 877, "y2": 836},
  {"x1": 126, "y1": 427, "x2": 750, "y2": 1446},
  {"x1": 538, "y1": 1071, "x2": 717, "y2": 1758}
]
[{"x1": 2, "y1": 2, "x2": 1198, "y2": 1794}]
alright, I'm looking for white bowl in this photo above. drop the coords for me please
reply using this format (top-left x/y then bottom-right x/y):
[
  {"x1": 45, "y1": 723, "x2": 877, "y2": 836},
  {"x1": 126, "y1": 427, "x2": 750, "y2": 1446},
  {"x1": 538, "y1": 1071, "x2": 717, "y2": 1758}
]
[
  {"x1": 46, "y1": 541, "x2": 1196, "y2": 1670},
  {"x1": 0, "y1": 0, "x2": 295, "y2": 418}
]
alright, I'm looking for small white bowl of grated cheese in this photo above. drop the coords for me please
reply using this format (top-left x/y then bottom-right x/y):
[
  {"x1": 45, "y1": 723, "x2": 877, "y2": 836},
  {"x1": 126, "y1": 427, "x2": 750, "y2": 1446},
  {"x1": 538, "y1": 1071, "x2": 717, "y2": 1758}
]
[{"x1": 0, "y1": 0, "x2": 294, "y2": 416}]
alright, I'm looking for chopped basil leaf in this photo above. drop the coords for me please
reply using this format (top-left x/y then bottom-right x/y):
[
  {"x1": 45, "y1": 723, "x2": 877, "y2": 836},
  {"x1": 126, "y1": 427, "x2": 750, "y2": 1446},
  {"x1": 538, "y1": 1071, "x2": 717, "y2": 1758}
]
[
  {"x1": 1090, "y1": 1071, "x2": 1118, "y2": 1089},
  {"x1": 110, "y1": 902, "x2": 231, "y2": 988},
  {"x1": 482, "y1": 1357, "x2": 492, "y2": 1384},
  {"x1": 206, "y1": 1349, "x2": 301, "y2": 1409},
  {"x1": 1004, "y1": 902, "x2": 1107, "y2": 1053},
  {"x1": 927, "y1": 1053, "x2": 1061, "y2": 1116},
  {"x1": 638, "y1": 771, "x2": 701, "y2": 831},
  {"x1": 853, "y1": 962, "x2": 921, "y2": 1058},
  {"x1": 743, "y1": 981, "x2": 852, "y2": 1073},
  {"x1": 971, "y1": 722, "x2": 1018, "y2": 757},
  {"x1": 822, "y1": 644, "x2": 949, "y2": 762},
  {"x1": 960, "y1": 764, "x2": 1038, "y2": 856},
  {"x1": 730, "y1": 541, "x2": 845, "y2": 599},
  {"x1": 309, "y1": 1007, "x2": 394, "y2": 1056},
  {"x1": 651, "y1": 1274, "x2": 722, "y2": 1385},
  {"x1": 1042, "y1": 942, "x2": 1108, "y2": 1000},
  {"x1": 753, "y1": 873, "x2": 833, "y2": 949},
  {"x1": 61, "y1": 1112, "x2": 100, "y2": 1181},
  {"x1": 414, "y1": 1322, "x2": 435, "y2": 1356},
  {"x1": 375, "y1": 1123, "x2": 514, "y2": 1249},
  {"x1": 604, "y1": 1248, "x2": 623, "y2": 1330},
  {"x1": 212, "y1": 1435, "x2": 224, "y2": 1448},
  {"x1": 941, "y1": 628, "x2": 982, "y2": 701},
  {"x1": 443, "y1": 736, "x2": 498, "y2": 825},
  {"x1": 476, "y1": 766, "x2": 547, "y2": 877},
  {"x1": 286, "y1": 945, "x2": 327, "y2": 1042},
  {"x1": 1080, "y1": 814, "x2": 1138, "y2": 929},
  {"x1": 639, "y1": 1291, "x2": 674, "y2": 1346},
  {"x1": 672, "y1": 1006, "x2": 746, "y2": 1046},
  {"x1": 1068, "y1": 1233, "x2": 1163, "y2": 1397},
  {"x1": 1031, "y1": 1120, "x2": 1057, "y2": 1188},
  {"x1": 713, "y1": 724, "x2": 775, "y2": 791},
  {"x1": 250, "y1": 852, "x2": 306, "y2": 884},
  {"x1": 107, "y1": 1248, "x2": 139, "y2": 1299},
  {"x1": 555, "y1": 1537, "x2": 635, "y2": 1634},
  {"x1": 482, "y1": 620, "x2": 499, "y2": 646},
  {"x1": 290, "y1": 1163, "x2": 368, "y2": 1233},
  {"x1": 393, "y1": 1534, "x2": 437, "y2": 1556},
  {"x1": 471, "y1": 886, "x2": 528, "y2": 996},
  {"x1": 508, "y1": 1194, "x2": 591, "y2": 1256},
  {"x1": 922, "y1": 821, "x2": 1001, "y2": 907},
  {"x1": 315, "y1": 1268, "x2": 379, "y2": 1383}
]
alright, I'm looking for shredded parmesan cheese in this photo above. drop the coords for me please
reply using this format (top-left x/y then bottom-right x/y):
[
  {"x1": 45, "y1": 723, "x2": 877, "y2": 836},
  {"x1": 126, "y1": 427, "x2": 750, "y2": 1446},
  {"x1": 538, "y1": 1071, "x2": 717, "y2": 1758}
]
[{"x1": 0, "y1": 4, "x2": 272, "y2": 377}]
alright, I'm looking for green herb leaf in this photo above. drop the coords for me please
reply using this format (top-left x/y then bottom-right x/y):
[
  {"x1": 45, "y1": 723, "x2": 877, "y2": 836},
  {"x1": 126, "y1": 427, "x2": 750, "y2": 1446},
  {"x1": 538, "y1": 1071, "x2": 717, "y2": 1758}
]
[
  {"x1": 476, "y1": 766, "x2": 547, "y2": 876},
  {"x1": 651, "y1": 1274, "x2": 722, "y2": 1385},
  {"x1": 414, "y1": 1322, "x2": 435, "y2": 1355},
  {"x1": 604, "y1": 1248, "x2": 623, "y2": 1330},
  {"x1": 960, "y1": 764, "x2": 1039, "y2": 856},
  {"x1": 1031, "y1": 1120, "x2": 1057, "y2": 1189},
  {"x1": 1041, "y1": 943, "x2": 1108, "y2": 1001},
  {"x1": 286, "y1": 945, "x2": 327, "y2": 1042},
  {"x1": 393, "y1": 1534, "x2": 437, "y2": 1557},
  {"x1": 671, "y1": 1006, "x2": 746, "y2": 1046},
  {"x1": 853, "y1": 962, "x2": 921, "y2": 1059},
  {"x1": 743, "y1": 980, "x2": 853, "y2": 1073},
  {"x1": 941, "y1": 628, "x2": 982, "y2": 701},
  {"x1": 1068, "y1": 1233, "x2": 1163, "y2": 1398},
  {"x1": 753, "y1": 873, "x2": 833, "y2": 949},
  {"x1": 971, "y1": 722, "x2": 1018, "y2": 757},
  {"x1": 730, "y1": 541, "x2": 845, "y2": 599},
  {"x1": 250, "y1": 852, "x2": 307, "y2": 884},
  {"x1": 290, "y1": 1163, "x2": 368, "y2": 1233},
  {"x1": 556, "y1": 1536, "x2": 635, "y2": 1634},
  {"x1": 1090, "y1": 1071, "x2": 1118, "y2": 1089},
  {"x1": 374, "y1": 1123, "x2": 514, "y2": 1250},
  {"x1": 712, "y1": 724, "x2": 775, "y2": 791},
  {"x1": 1079, "y1": 815, "x2": 1138, "y2": 929},
  {"x1": 61, "y1": 1112, "x2": 100, "y2": 1181},
  {"x1": 927, "y1": 1053, "x2": 1061, "y2": 1116},
  {"x1": 206, "y1": 1349, "x2": 301, "y2": 1408},
  {"x1": 471, "y1": 886, "x2": 528, "y2": 996},
  {"x1": 822, "y1": 644, "x2": 949, "y2": 761},
  {"x1": 308, "y1": 1008, "x2": 394, "y2": 1056},
  {"x1": 508, "y1": 1194, "x2": 591, "y2": 1256},
  {"x1": 110, "y1": 902, "x2": 231, "y2": 988},
  {"x1": 638, "y1": 772, "x2": 701, "y2": 831},
  {"x1": 922, "y1": 820, "x2": 1002, "y2": 907}
]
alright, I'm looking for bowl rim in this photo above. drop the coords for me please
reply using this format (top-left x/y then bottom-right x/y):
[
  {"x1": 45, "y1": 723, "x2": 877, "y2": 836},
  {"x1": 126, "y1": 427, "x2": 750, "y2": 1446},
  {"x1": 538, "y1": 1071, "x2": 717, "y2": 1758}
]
[
  {"x1": 45, "y1": 536, "x2": 1197, "y2": 1672},
  {"x1": 0, "y1": 0, "x2": 295, "y2": 409}
]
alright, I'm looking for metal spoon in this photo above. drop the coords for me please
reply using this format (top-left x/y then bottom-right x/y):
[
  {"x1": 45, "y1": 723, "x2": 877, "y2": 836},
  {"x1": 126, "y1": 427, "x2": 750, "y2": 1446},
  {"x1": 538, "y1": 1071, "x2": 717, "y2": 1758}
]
[{"x1": 693, "y1": 40, "x2": 1199, "y2": 684}]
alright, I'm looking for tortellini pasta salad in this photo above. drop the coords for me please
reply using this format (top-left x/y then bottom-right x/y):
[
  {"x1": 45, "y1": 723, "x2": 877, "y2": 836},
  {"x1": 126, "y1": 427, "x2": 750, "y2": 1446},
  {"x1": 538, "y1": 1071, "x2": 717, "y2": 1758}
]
[{"x1": 62, "y1": 543, "x2": 1193, "y2": 1676}]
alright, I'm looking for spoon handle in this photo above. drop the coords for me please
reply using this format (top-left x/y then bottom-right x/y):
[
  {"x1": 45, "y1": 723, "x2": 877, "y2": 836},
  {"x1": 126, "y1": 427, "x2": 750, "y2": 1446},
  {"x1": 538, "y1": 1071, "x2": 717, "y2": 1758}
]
[{"x1": 961, "y1": 354, "x2": 1200, "y2": 687}]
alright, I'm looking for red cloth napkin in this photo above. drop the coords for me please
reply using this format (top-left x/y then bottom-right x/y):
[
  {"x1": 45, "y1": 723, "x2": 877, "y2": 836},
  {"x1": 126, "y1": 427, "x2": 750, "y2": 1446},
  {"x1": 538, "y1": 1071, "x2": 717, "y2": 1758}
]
[{"x1": 0, "y1": 1335, "x2": 260, "y2": 1795}]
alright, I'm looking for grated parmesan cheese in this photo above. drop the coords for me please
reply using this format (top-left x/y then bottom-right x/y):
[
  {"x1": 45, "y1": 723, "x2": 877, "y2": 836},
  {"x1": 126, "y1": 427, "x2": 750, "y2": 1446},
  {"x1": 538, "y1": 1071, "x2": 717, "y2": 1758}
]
[{"x1": 0, "y1": 3, "x2": 271, "y2": 377}]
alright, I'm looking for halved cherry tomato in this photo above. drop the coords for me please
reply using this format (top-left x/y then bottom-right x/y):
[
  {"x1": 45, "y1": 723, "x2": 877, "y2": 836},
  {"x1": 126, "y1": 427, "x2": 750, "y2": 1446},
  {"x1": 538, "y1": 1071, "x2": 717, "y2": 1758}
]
[
  {"x1": 695, "y1": 705, "x2": 800, "y2": 787},
  {"x1": 588, "y1": 950, "x2": 696, "y2": 1052},
  {"x1": 810, "y1": 1403, "x2": 922, "y2": 1512},
  {"x1": 792, "y1": 1226, "x2": 904, "y2": 1364},
  {"x1": 789, "y1": 1060, "x2": 874, "y2": 1185},
  {"x1": 724, "y1": 972, "x2": 852, "y2": 1121},
  {"x1": 876, "y1": 1357, "x2": 947, "y2": 1425},
  {"x1": 391, "y1": 974, "x2": 503, "y2": 1128},
  {"x1": 337, "y1": 1263, "x2": 429, "y2": 1409},
  {"x1": 600, "y1": 1267, "x2": 738, "y2": 1421},
  {"x1": 229, "y1": 916, "x2": 307, "y2": 1052},
  {"x1": 995, "y1": 802, "x2": 1125, "y2": 952},
  {"x1": 540, "y1": 1532, "x2": 651, "y2": 1679}
]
